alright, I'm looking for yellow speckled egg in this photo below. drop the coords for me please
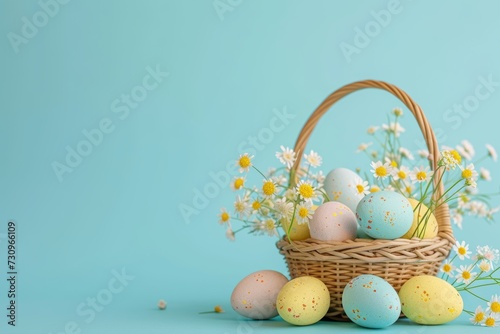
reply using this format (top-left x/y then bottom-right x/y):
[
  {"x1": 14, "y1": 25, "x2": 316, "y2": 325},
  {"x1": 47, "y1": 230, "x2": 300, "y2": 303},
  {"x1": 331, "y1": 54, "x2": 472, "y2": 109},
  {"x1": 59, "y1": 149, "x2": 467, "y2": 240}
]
[
  {"x1": 231, "y1": 270, "x2": 289, "y2": 319},
  {"x1": 276, "y1": 276, "x2": 330, "y2": 326},
  {"x1": 399, "y1": 275, "x2": 463, "y2": 325},
  {"x1": 401, "y1": 199, "x2": 438, "y2": 239},
  {"x1": 280, "y1": 218, "x2": 310, "y2": 241}
]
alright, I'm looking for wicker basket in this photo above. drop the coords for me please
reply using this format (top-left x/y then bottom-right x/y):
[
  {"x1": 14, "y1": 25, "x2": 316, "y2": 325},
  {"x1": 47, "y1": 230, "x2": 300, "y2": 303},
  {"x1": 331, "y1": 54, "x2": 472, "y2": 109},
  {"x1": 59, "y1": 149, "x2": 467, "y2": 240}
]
[{"x1": 276, "y1": 80, "x2": 456, "y2": 321}]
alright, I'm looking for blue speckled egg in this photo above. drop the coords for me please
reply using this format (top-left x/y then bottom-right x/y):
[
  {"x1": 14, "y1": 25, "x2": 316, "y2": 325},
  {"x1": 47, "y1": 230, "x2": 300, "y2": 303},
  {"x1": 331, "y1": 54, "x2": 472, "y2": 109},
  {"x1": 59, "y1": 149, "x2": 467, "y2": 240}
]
[
  {"x1": 342, "y1": 274, "x2": 401, "y2": 328},
  {"x1": 355, "y1": 191, "x2": 413, "y2": 239}
]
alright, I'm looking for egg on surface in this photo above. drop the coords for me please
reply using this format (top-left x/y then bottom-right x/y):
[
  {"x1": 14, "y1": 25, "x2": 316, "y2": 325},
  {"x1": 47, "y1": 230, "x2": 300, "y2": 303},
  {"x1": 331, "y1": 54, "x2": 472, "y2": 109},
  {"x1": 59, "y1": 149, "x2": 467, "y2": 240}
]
[
  {"x1": 309, "y1": 202, "x2": 357, "y2": 241},
  {"x1": 399, "y1": 275, "x2": 463, "y2": 325},
  {"x1": 342, "y1": 274, "x2": 401, "y2": 328},
  {"x1": 401, "y1": 198, "x2": 438, "y2": 239},
  {"x1": 355, "y1": 191, "x2": 413, "y2": 239},
  {"x1": 323, "y1": 168, "x2": 366, "y2": 212},
  {"x1": 231, "y1": 270, "x2": 289, "y2": 319},
  {"x1": 276, "y1": 276, "x2": 330, "y2": 326}
]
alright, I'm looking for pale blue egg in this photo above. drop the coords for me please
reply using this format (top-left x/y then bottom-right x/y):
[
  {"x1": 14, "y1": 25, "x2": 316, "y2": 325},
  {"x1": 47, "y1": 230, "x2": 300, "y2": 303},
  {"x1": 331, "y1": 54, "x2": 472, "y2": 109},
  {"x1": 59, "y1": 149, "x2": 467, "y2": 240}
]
[
  {"x1": 355, "y1": 191, "x2": 413, "y2": 239},
  {"x1": 342, "y1": 274, "x2": 401, "y2": 328},
  {"x1": 323, "y1": 168, "x2": 365, "y2": 212}
]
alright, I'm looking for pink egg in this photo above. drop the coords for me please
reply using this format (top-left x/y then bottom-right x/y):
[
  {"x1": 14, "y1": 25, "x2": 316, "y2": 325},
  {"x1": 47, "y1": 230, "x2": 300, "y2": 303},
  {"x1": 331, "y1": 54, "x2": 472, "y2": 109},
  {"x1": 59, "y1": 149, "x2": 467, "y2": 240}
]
[
  {"x1": 309, "y1": 201, "x2": 357, "y2": 241},
  {"x1": 230, "y1": 270, "x2": 288, "y2": 319}
]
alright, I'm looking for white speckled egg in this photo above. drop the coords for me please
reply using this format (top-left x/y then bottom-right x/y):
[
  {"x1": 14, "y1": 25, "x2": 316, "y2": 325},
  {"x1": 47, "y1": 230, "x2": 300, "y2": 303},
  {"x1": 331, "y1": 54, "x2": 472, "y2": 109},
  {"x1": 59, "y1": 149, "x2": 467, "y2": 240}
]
[
  {"x1": 355, "y1": 191, "x2": 413, "y2": 239},
  {"x1": 323, "y1": 168, "x2": 365, "y2": 212},
  {"x1": 231, "y1": 270, "x2": 288, "y2": 319},
  {"x1": 277, "y1": 276, "x2": 330, "y2": 326},
  {"x1": 309, "y1": 202, "x2": 357, "y2": 241},
  {"x1": 342, "y1": 274, "x2": 401, "y2": 328},
  {"x1": 399, "y1": 275, "x2": 463, "y2": 324}
]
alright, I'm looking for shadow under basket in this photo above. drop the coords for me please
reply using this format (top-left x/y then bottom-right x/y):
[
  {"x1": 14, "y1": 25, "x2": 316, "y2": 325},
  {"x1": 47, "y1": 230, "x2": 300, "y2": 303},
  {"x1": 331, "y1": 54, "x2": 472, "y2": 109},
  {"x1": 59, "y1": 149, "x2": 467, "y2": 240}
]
[{"x1": 276, "y1": 80, "x2": 456, "y2": 321}]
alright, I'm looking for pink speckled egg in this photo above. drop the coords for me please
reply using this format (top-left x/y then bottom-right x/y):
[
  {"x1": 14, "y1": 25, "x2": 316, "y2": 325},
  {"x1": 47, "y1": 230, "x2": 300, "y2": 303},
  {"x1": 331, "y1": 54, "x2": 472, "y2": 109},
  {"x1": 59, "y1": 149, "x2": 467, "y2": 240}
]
[
  {"x1": 309, "y1": 201, "x2": 357, "y2": 241},
  {"x1": 231, "y1": 270, "x2": 288, "y2": 319}
]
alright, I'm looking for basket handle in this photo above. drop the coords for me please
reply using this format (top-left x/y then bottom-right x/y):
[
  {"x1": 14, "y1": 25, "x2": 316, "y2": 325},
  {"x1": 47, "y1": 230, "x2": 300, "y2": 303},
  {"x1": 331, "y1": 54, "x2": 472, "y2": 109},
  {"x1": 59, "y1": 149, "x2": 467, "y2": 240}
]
[{"x1": 291, "y1": 80, "x2": 453, "y2": 236}]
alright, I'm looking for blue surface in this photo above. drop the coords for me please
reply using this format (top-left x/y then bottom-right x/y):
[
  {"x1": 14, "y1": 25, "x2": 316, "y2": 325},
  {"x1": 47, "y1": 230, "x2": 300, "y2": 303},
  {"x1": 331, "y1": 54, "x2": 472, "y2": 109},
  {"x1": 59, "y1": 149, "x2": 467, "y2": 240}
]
[{"x1": 1, "y1": 0, "x2": 500, "y2": 333}]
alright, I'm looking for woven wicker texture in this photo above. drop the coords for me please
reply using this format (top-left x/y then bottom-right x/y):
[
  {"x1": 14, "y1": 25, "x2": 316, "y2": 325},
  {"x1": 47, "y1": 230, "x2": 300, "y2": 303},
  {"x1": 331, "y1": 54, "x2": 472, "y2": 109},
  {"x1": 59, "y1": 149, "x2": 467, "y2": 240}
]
[{"x1": 276, "y1": 80, "x2": 455, "y2": 320}]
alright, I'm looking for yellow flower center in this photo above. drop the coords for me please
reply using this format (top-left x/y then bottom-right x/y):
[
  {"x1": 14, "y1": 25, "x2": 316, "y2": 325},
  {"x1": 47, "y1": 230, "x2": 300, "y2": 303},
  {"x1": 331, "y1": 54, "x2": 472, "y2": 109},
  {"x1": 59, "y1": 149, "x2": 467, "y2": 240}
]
[
  {"x1": 443, "y1": 264, "x2": 452, "y2": 273},
  {"x1": 462, "y1": 169, "x2": 473, "y2": 179},
  {"x1": 451, "y1": 150, "x2": 462, "y2": 164},
  {"x1": 214, "y1": 305, "x2": 224, "y2": 313},
  {"x1": 475, "y1": 312, "x2": 485, "y2": 323},
  {"x1": 485, "y1": 317, "x2": 496, "y2": 327},
  {"x1": 234, "y1": 178, "x2": 244, "y2": 190},
  {"x1": 356, "y1": 184, "x2": 365, "y2": 194},
  {"x1": 461, "y1": 194, "x2": 469, "y2": 203},
  {"x1": 491, "y1": 301, "x2": 500, "y2": 313},
  {"x1": 298, "y1": 207, "x2": 309, "y2": 218},
  {"x1": 405, "y1": 186, "x2": 412, "y2": 195},
  {"x1": 262, "y1": 181, "x2": 275, "y2": 196},
  {"x1": 239, "y1": 156, "x2": 251, "y2": 169},
  {"x1": 398, "y1": 170, "x2": 407, "y2": 179},
  {"x1": 221, "y1": 212, "x2": 229, "y2": 222},
  {"x1": 298, "y1": 183, "x2": 314, "y2": 199},
  {"x1": 252, "y1": 201, "x2": 261, "y2": 210},
  {"x1": 390, "y1": 160, "x2": 398, "y2": 168},
  {"x1": 375, "y1": 166, "x2": 388, "y2": 177},
  {"x1": 370, "y1": 186, "x2": 380, "y2": 193},
  {"x1": 462, "y1": 271, "x2": 471, "y2": 280},
  {"x1": 416, "y1": 171, "x2": 427, "y2": 181},
  {"x1": 458, "y1": 247, "x2": 467, "y2": 255},
  {"x1": 265, "y1": 219, "x2": 275, "y2": 231}
]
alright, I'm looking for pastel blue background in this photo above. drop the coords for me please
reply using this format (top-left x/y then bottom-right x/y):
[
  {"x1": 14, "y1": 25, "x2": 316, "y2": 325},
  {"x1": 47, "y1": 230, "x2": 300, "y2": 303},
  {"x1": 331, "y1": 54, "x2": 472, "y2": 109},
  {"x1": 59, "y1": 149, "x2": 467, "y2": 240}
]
[{"x1": 1, "y1": 0, "x2": 500, "y2": 333}]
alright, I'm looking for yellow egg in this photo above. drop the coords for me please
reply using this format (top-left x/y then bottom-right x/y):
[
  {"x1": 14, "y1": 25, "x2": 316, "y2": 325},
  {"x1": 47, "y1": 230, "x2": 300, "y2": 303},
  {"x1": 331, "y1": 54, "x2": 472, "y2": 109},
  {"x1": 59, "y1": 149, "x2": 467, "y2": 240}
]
[
  {"x1": 280, "y1": 218, "x2": 310, "y2": 241},
  {"x1": 401, "y1": 199, "x2": 438, "y2": 239},
  {"x1": 399, "y1": 275, "x2": 463, "y2": 325},
  {"x1": 277, "y1": 276, "x2": 330, "y2": 326}
]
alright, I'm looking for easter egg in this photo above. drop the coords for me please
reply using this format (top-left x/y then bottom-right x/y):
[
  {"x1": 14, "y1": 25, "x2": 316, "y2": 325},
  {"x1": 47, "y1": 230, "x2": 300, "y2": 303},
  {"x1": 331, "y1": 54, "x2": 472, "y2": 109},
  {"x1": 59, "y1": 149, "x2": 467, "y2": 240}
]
[
  {"x1": 399, "y1": 275, "x2": 463, "y2": 324},
  {"x1": 309, "y1": 202, "x2": 357, "y2": 241},
  {"x1": 231, "y1": 270, "x2": 289, "y2": 319},
  {"x1": 401, "y1": 199, "x2": 438, "y2": 239},
  {"x1": 342, "y1": 274, "x2": 401, "y2": 328},
  {"x1": 355, "y1": 191, "x2": 413, "y2": 239},
  {"x1": 324, "y1": 168, "x2": 366, "y2": 212},
  {"x1": 281, "y1": 218, "x2": 311, "y2": 241},
  {"x1": 277, "y1": 276, "x2": 330, "y2": 326}
]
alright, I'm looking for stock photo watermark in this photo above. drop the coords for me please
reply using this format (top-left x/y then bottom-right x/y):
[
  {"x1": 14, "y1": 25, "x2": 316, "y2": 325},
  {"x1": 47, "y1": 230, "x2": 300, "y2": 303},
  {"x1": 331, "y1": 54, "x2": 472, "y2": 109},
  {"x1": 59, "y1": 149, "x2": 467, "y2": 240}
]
[
  {"x1": 48, "y1": 267, "x2": 134, "y2": 334},
  {"x1": 51, "y1": 64, "x2": 169, "y2": 182},
  {"x1": 413, "y1": 74, "x2": 499, "y2": 150},
  {"x1": 213, "y1": 0, "x2": 243, "y2": 21},
  {"x1": 178, "y1": 106, "x2": 295, "y2": 225},
  {"x1": 7, "y1": 0, "x2": 72, "y2": 54},
  {"x1": 339, "y1": 0, "x2": 407, "y2": 63},
  {"x1": 2, "y1": 221, "x2": 18, "y2": 327}
]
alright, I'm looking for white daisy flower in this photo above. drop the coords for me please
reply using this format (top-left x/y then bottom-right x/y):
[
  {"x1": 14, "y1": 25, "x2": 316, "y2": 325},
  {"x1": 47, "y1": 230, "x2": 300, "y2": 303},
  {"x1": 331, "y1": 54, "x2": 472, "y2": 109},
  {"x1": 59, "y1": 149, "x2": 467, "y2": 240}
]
[
  {"x1": 276, "y1": 146, "x2": 296, "y2": 168},
  {"x1": 455, "y1": 264, "x2": 477, "y2": 284},
  {"x1": 418, "y1": 149, "x2": 430, "y2": 159},
  {"x1": 274, "y1": 197, "x2": 294, "y2": 220},
  {"x1": 486, "y1": 295, "x2": 500, "y2": 314},
  {"x1": 225, "y1": 226, "x2": 235, "y2": 241},
  {"x1": 367, "y1": 126, "x2": 379, "y2": 135},
  {"x1": 391, "y1": 165, "x2": 410, "y2": 181},
  {"x1": 471, "y1": 305, "x2": 486, "y2": 325},
  {"x1": 480, "y1": 167, "x2": 492, "y2": 181},
  {"x1": 486, "y1": 144, "x2": 498, "y2": 162},
  {"x1": 354, "y1": 179, "x2": 370, "y2": 196},
  {"x1": 410, "y1": 165, "x2": 433, "y2": 183},
  {"x1": 453, "y1": 240, "x2": 471, "y2": 260},
  {"x1": 392, "y1": 107, "x2": 403, "y2": 116},
  {"x1": 399, "y1": 147, "x2": 414, "y2": 160},
  {"x1": 370, "y1": 161, "x2": 391, "y2": 179},
  {"x1": 295, "y1": 201, "x2": 313, "y2": 225},
  {"x1": 382, "y1": 122, "x2": 405, "y2": 137},
  {"x1": 304, "y1": 150, "x2": 322, "y2": 168},
  {"x1": 356, "y1": 142, "x2": 372, "y2": 153},
  {"x1": 234, "y1": 195, "x2": 251, "y2": 218}
]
